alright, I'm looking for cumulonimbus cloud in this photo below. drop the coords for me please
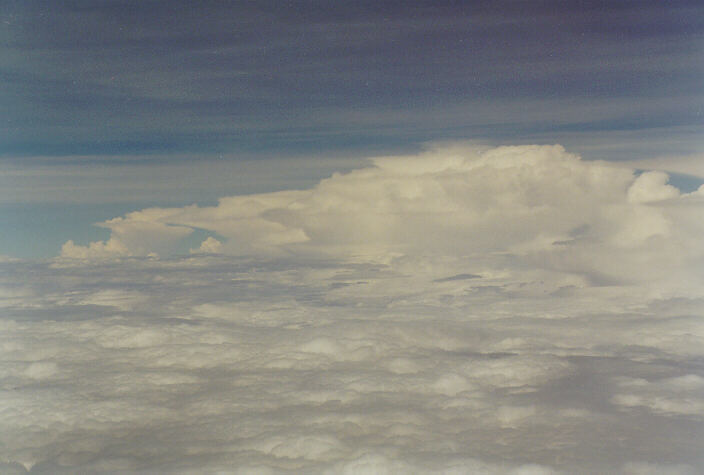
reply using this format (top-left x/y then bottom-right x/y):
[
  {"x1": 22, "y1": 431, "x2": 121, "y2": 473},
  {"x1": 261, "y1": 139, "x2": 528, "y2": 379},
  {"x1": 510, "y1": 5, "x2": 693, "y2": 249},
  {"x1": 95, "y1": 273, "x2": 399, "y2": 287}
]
[
  {"x1": 6, "y1": 143, "x2": 704, "y2": 472},
  {"x1": 60, "y1": 143, "x2": 704, "y2": 292}
]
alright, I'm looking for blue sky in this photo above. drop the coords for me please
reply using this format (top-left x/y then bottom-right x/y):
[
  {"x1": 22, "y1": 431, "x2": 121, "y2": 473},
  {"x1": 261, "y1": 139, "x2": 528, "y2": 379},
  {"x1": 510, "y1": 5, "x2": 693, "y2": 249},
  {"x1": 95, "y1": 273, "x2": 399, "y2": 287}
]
[{"x1": 2, "y1": 0, "x2": 703, "y2": 257}]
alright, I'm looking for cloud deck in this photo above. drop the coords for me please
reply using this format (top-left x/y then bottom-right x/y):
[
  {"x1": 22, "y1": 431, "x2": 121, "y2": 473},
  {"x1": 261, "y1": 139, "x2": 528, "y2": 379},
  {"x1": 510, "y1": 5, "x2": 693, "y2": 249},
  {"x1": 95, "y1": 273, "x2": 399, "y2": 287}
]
[{"x1": 2, "y1": 145, "x2": 703, "y2": 473}]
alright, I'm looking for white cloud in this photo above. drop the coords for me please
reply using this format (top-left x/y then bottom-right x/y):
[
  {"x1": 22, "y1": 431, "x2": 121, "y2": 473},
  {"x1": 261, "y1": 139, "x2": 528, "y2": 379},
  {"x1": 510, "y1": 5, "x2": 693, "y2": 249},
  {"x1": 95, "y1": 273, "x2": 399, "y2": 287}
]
[
  {"x1": 3, "y1": 143, "x2": 703, "y2": 472},
  {"x1": 2, "y1": 251, "x2": 702, "y2": 472},
  {"x1": 627, "y1": 171, "x2": 680, "y2": 203},
  {"x1": 622, "y1": 153, "x2": 704, "y2": 180},
  {"x1": 61, "y1": 238, "x2": 130, "y2": 259},
  {"x1": 611, "y1": 375, "x2": 704, "y2": 417},
  {"x1": 621, "y1": 462, "x2": 698, "y2": 475},
  {"x1": 59, "y1": 144, "x2": 704, "y2": 299},
  {"x1": 190, "y1": 236, "x2": 222, "y2": 254},
  {"x1": 60, "y1": 212, "x2": 194, "y2": 259}
]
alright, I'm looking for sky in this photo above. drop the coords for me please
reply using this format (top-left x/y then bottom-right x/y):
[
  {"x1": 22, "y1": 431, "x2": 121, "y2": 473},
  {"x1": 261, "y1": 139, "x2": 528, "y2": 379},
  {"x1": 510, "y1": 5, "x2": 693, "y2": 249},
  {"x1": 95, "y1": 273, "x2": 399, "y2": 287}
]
[
  {"x1": 2, "y1": 0, "x2": 704, "y2": 257},
  {"x1": 2, "y1": 1, "x2": 704, "y2": 473}
]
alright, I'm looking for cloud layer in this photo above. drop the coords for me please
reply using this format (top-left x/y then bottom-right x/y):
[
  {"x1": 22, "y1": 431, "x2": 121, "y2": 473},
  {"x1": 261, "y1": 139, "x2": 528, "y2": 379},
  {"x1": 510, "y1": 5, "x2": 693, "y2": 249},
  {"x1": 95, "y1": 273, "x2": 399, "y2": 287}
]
[
  {"x1": 2, "y1": 254, "x2": 703, "y2": 473},
  {"x1": 2, "y1": 144, "x2": 703, "y2": 473}
]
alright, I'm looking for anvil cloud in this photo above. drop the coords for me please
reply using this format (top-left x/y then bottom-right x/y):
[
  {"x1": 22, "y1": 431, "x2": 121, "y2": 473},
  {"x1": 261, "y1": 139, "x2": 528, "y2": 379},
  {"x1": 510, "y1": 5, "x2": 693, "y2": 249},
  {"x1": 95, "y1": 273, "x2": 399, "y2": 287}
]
[{"x1": 62, "y1": 144, "x2": 704, "y2": 294}]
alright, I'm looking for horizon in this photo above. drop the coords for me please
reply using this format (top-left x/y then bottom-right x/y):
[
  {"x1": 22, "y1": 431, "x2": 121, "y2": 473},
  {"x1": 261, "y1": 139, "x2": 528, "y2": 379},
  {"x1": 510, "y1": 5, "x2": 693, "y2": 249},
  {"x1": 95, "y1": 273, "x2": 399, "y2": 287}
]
[{"x1": 2, "y1": 1, "x2": 704, "y2": 473}]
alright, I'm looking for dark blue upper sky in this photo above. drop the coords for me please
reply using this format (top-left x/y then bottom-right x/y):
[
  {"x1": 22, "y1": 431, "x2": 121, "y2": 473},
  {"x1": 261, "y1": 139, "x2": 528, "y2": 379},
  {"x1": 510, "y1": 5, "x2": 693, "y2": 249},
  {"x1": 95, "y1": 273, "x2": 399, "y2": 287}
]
[
  {"x1": 1, "y1": 0, "x2": 703, "y2": 257},
  {"x1": 2, "y1": 0, "x2": 703, "y2": 160}
]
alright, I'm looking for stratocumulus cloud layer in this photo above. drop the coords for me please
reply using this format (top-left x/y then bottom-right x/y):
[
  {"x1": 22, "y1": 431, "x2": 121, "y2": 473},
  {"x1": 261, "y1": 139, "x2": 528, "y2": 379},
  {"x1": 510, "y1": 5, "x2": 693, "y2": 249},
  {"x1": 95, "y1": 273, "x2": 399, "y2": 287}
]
[{"x1": 3, "y1": 145, "x2": 704, "y2": 473}]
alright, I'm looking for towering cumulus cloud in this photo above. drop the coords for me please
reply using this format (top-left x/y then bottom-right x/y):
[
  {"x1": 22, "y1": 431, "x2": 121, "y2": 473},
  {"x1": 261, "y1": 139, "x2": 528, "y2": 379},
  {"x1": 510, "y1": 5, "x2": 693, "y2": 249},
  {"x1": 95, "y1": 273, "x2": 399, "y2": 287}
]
[{"x1": 3, "y1": 144, "x2": 703, "y2": 473}]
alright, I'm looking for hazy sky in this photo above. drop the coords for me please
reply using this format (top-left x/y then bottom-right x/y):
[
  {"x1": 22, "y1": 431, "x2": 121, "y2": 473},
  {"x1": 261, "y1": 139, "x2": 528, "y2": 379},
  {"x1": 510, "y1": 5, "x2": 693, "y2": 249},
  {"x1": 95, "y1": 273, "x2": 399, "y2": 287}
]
[
  {"x1": 2, "y1": 2, "x2": 704, "y2": 474},
  {"x1": 2, "y1": 0, "x2": 703, "y2": 256}
]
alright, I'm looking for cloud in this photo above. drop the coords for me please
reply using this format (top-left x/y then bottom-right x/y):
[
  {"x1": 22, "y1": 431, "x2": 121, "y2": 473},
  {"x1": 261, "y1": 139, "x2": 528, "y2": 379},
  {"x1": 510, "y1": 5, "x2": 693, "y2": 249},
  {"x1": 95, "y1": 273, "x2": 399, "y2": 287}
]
[
  {"x1": 190, "y1": 236, "x2": 222, "y2": 254},
  {"x1": 623, "y1": 154, "x2": 704, "y2": 180},
  {"x1": 621, "y1": 462, "x2": 699, "y2": 475},
  {"x1": 611, "y1": 375, "x2": 704, "y2": 417},
  {"x1": 627, "y1": 171, "x2": 681, "y2": 204},
  {"x1": 60, "y1": 210, "x2": 194, "y2": 259},
  {"x1": 59, "y1": 144, "x2": 704, "y2": 296},
  {"x1": 1, "y1": 250, "x2": 703, "y2": 472},
  {"x1": 4, "y1": 144, "x2": 703, "y2": 472}
]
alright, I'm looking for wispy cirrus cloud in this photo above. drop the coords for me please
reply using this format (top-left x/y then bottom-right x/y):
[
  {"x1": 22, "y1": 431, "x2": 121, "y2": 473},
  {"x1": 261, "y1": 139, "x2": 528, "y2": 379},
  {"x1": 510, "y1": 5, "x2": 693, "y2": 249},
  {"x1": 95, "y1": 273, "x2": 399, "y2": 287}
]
[{"x1": 2, "y1": 1, "x2": 702, "y2": 158}]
